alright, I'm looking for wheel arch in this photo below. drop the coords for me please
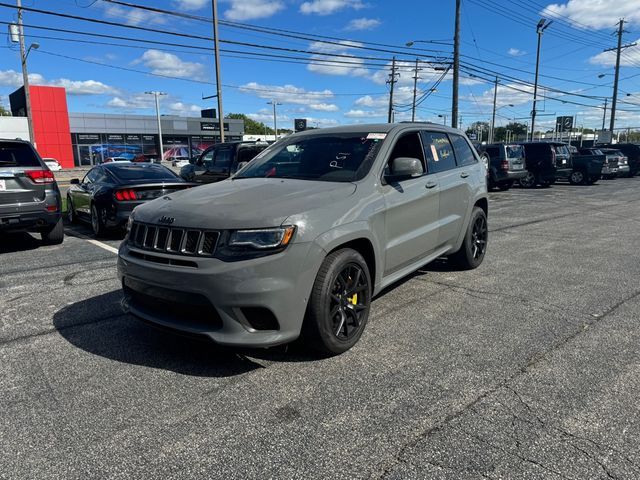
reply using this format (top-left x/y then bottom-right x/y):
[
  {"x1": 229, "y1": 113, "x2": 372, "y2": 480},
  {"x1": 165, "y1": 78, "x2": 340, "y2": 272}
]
[{"x1": 326, "y1": 238, "x2": 377, "y2": 291}]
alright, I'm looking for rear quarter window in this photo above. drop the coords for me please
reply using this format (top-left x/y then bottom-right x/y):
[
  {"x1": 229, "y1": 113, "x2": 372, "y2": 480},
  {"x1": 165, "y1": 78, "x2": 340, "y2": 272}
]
[
  {"x1": 0, "y1": 143, "x2": 41, "y2": 167},
  {"x1": 109, "y1": 164, "x2": 179, "y2": 181},
  {"x1": 450, "y1": 134, "x2": 477, "y2": 167}
]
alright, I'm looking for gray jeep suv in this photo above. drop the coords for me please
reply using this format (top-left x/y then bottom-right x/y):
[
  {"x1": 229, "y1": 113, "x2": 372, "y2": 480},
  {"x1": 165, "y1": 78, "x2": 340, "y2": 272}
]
[
  {"x1": 0, "y1": 139, "x2": 64, "y2": 244},
  {"x1": 118, "y1": 123, "x2": 488, "y2": 354}
]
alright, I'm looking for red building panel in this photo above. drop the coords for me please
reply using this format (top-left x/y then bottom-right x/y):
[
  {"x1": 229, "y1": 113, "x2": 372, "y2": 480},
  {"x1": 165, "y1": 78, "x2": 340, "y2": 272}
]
[{"x1": 30, "y1": 86, "x2": 74, "y2": 169}]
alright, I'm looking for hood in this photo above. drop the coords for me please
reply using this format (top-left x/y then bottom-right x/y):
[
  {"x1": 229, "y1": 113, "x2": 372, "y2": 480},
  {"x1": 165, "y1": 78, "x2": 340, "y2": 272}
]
[{"x1": 132, "y1": 177, "x2": 357, "y2": 230}]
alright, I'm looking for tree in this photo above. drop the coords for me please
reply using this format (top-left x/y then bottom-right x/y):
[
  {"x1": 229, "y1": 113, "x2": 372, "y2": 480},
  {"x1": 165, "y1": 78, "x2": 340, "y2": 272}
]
[
  {"x1": 0, "y1": 105, "x2": 10, "y2": 116},
  {"x1": 465, "y1": 121, "x2": 490, "y2": 142},
  {"x1": 226, "y1": 113, "x2": 274, "y2": 135}
]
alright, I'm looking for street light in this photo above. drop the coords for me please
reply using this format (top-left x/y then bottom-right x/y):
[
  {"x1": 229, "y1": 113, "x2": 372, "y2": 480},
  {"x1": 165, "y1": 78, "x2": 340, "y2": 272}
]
[
  {"x1": 531, "y1": 18, "x2": 553, "y2": 141},
  {"x1": 25, "y1": 42, "x2": 39, "y2": 59},
  {"x1": 267, "y1": 100, "x2": 282, "y2": 140},
  {"x1": 405, "y1": 39, "x2": 453, "y2": 47},
  {"x1": 145, "y1": 91, "x2": 167, "y2": 162},
  {"x1": 438, "y1": 114, "x2": 447, "y2": 125}
]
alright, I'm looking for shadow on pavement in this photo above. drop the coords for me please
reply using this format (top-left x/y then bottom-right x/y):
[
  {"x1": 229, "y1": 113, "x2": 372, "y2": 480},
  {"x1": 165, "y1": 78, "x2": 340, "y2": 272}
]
[
  {"x1": 53, "y1": 290, "x2": 265, "y2": 377},
  {"x1": 0, "y1": 232, "x2": 43, "y2": 254}
]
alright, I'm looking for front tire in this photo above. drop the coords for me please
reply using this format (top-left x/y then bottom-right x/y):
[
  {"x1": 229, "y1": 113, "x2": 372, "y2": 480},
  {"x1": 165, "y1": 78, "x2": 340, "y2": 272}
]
[
  {"x1": 41, "y1": 218, "x2": 64, "y2": 245},
  {"x1": 303, "y1": 249, "x2": 372, "y2": 355},
  {"x1": 91, "y1": 204, "x2": 108, "y2": 237},
  {"x1": 66, "y1": 195, "x2": 77, "y2": 224},
  {"x1": 449, "y1": 207, "x2": 488, "y2": 270}
]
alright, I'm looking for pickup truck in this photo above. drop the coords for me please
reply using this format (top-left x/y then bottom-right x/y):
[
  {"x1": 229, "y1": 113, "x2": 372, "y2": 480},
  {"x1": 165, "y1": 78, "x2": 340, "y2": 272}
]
[
  {"x1": 179, "y1": 141, "x2": 268, "y2": 184},
  {"x1": 556, "y1": 150, "x2": 605, "y2": 185},
  {"x1": 578, "y1": 147, "x2": 618, "y2": 179}
]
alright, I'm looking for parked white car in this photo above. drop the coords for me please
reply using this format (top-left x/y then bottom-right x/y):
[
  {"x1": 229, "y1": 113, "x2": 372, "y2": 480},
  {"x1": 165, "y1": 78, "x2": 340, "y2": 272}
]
[{"x1": 43, "y1": 158, "x2": 62, "y2": 171}]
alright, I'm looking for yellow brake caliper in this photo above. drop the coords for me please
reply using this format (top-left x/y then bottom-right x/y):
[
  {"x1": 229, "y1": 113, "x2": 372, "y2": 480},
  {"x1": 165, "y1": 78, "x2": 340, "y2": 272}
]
[{"x1": 349, "y1": 293, "x2": 358, "y2": 305}]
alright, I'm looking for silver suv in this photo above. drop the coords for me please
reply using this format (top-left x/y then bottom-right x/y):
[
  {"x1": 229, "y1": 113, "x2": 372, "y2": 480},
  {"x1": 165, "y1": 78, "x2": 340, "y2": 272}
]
[
  {"x1": 0, "y1": 139, "x2": 63, "y2": 245},
  {"x1": 118, "y1": 123, "x2": 488, "y2": 354}
]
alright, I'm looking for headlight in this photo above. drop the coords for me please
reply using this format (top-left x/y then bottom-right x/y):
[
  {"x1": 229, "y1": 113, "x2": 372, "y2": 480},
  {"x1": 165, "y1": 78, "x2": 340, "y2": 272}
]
[{"x1": 228, "y1": 226, "x2": 295, "y2": 250}]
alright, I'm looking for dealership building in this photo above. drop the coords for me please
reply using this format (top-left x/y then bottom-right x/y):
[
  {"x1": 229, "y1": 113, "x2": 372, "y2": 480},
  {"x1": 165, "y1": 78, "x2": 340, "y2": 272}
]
[{"x1": 6, "y1": 85, "x2": 244, "y2": 169}]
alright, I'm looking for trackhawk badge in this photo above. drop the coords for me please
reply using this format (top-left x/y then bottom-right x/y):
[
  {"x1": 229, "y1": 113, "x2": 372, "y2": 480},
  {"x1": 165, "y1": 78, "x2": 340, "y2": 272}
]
[{"x1": 158, "y1": 216, "x2": 175, "y2": 225}]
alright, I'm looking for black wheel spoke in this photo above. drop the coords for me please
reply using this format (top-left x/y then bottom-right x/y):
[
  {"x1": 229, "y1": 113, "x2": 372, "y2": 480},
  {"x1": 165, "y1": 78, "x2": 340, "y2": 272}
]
[{"x1": 328, "y1": 262, "x2": 369, "y2": 341}]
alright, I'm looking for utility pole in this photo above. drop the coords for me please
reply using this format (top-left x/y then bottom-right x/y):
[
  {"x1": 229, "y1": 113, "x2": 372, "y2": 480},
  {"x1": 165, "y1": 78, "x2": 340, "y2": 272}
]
[
  {"x1": 267, "y1": 100, "x2": 281, "y2": 139},
  {"x1": 211, "y1": 0, "x2": 225, "y2": 143},
  {"x1": 451, "y1": 0, "x2": 461, "y2": 129},
  {"x1": 16, "y1": 0, "x2": 35, "y2": 145},
  {"x1": 531, "y1": 19, "x2": 552, "y2": 142},
  {"x1": 490, "y1": 75, "x2": 498, "y2": 143},
  {"x1": 387, "y1": 56, "x2": 398, "y2": 123},
  {"x1": 602, "y1": 97, "x2": 608, "y2": 132},
  {"x1": 145, "y1": 91, "x2": 166, "y2": 161},
  {"x1": 605, "y1": 19, "x2": 636, "y2": 134},
  {"x1": 411, "y1": 58, "x2": 421, "y2": 122}
]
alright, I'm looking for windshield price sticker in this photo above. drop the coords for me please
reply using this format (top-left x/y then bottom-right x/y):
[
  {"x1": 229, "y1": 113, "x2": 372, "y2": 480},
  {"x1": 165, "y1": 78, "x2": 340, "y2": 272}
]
[
  {"x1": 431, "y1": 145, "x2": 440, "y2": 162},
  {"x1": 366, "y1": 133, "x2": 387, "y2": 140},
  {"x1": 0, "y1": 179, "x2": 5, "y2": 191}
]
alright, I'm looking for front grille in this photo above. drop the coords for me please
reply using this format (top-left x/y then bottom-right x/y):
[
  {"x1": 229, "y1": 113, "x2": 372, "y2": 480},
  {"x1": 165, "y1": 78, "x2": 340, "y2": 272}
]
[{"x1": 129, "y1": 221, "x2": 219, "y2": 257}]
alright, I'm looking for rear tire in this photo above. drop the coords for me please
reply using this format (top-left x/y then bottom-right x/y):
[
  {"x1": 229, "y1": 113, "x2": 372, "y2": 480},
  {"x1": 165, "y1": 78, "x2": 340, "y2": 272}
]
[
  {"x1": 569, "y1": 170, "x2": 586, "y2": 185},
  {"x1": 449, "y1": 207, "x2": 488, "y2": 270},
  {"x1": 519, "y1": 172, "x2": 536, "y2": 188},
  {"x1": 302, "y1": 249, "x2": 372, "y2": 355},
  {"x1": 41, "y1": 218, "x2": 64, "y2": 245},
  {"x1": 91, "y1": 204, "x2": 108, "y2": 237}
]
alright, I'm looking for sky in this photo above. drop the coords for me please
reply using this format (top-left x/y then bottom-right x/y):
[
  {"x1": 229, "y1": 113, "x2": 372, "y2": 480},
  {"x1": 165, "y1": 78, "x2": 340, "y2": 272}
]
[{"x1": 1, "y1": 0, "x2": 640, "y2": 132}]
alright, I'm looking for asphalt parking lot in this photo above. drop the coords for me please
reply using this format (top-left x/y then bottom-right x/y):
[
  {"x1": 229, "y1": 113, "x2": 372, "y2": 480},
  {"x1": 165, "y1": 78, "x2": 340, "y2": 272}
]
[{"x1": 2, "y1": 178, "x2": 640, "y2": 479}]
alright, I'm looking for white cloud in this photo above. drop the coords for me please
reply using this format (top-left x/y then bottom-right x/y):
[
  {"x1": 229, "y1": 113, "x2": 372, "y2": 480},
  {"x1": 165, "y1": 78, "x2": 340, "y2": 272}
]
[
  {"x1": 135, "y1": 50, "x2": 206, "y2": 81},
  {"x1": 239, "y1": 82, "x2": 335, "y2": 106},
  {"x1": 307, "y1": 40, "x2": 369, "y2": 77},
  {"x1": 344, "y1": 109, "x2": 384, "y2": 118},
  {"x1": 168, "y1": 102, "x2": 203, "y2": 115},
  {"x1": 248, "y1": 108, "x2": 290, "y2": 124},
  {"x1": 345, "y1": 17, "x2": 380, "y2": 30},
  {"x1": 173, "y1": 0, "x2": 208, "y2": 10},
  {"x1": 371, "y1": 60, "x2": 450, "y2": 86},
  {"x1": 107, "y1": 94, "x2": 154, "y2": 110},
  {"x1": 309, "y1": 103, "x2": 340, "y2": 111},
  {"x1": 0, "y1": 69, "x2": 117, "y2": 96},
  {"x1": 224, "y1": 0, "x2": 285, "y2": 20},
  {"x1": 590, "y1": 39, "x2": 640, "y2": 66},
  {"x1": 102, "y1": 4, "x2": 166, "y2": 26},
  {"x1": 542, "y1": 0, "x2": 640, "y2": 29},
  {"x1": 300, "y1": 0, "x2": 365, "y2": 15},
  {"x1": 508, "y1": 48, "x2": 527, "y2": 57},
  {"x1": 469, "y1": 83, "x2": 540, "y2": 107}
]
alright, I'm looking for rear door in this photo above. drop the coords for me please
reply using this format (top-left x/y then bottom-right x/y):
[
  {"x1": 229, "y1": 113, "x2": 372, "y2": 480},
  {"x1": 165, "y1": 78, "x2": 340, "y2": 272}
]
[
  {"x1": 505, "y1": 145, "x2": 525, "y2": 171},
  {"x1": 382, "y1": 131, "x2": 440, "y2": 276},
  {"x1": 424, "y1": 132, "x2": 474, "y2": 248},
  {"x1": 0, "y1": 142, "x2": 47, "y2": 215}
]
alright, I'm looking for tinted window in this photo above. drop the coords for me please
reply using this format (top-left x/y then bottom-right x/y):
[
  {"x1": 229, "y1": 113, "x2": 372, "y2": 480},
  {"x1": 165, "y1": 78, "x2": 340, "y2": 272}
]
[
  {"x1": 421, "y1": 131, "x2": 457, "y2": 173},
  {"x1": 214, "y1": 148, "x2": 233, "y2": 169},
  {"x1": 506, "y1": 145, "x2": 524, "y2": 158},
  {"x1": 0, "y1": 143, "x2": 40, "y2": 167},
  {"x1": 200, "y1": 149, "x2": 214, "y2": 168},
  {"x1": 83, "y1": 169, "x2": 99, "y2": 184},
  {"x1": 386, "y1": 132, "x2": 425, "y2": 175},
  {"x1": 486, "y1": 147, "x2": 500, "y2": 158},
  {"x1": 108, "y1": 164, "x2": 179, "y2": 181},
  {"x1": 450, "y1": 134, "x2": 477, "y2": 167},
  {"x1": 235, "y1": 133, "x2": 384, "y2": 182},
  {"x1": 237, "y1": 146, "x2": 266, "y2": 164}
]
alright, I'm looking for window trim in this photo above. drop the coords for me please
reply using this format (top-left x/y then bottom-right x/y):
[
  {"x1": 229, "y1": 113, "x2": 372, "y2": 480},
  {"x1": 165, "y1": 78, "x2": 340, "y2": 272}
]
[{"x1": 449, "y1": 133, "x2": 479, "y2": 168}]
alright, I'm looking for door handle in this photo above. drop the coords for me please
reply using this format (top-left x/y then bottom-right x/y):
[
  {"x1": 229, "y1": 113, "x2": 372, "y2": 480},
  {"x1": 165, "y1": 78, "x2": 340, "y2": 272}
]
[
  {"x1": 460, "y1": 171, "x2": 470, "y2": 178},
  {"x1": 425, "y1": 181, "x2": 437, "y2": 189}
]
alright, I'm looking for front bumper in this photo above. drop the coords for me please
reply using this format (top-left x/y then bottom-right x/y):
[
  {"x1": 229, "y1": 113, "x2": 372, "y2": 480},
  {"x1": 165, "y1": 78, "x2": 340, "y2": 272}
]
[
  {"x1": 117, "y1": 240, "x2": 324, "y2": 347},
  {"x1": 617, "y1": 165, "x2": 630, "y2": 175},
  {"x1": 601, "y1": 165, "x2": 619, "y2": 175}
]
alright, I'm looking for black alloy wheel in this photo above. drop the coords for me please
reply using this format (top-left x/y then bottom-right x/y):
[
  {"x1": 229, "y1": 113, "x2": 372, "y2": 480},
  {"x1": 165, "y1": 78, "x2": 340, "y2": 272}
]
[
  {"x1": 471, "y1": 214, "x2": 488, "y2": 261},
  {"x1": 519, "y1": 171, "x2": 536, "y2": 188},
  {"x1": 303, "y1": 248, "x2": 372, "y2": 355},
  {"x1": 91, "y1": 204, "x2": 108, "y2": 237},
  {"x1": 66, "y1": 195, "x2": 76, "y2": 223},
  {"x1": 329, "y1": 263, "x2": 369, "y2": 341},
  {"x1": 569, "y1": 170, "x2": 585, "y2": 185}
]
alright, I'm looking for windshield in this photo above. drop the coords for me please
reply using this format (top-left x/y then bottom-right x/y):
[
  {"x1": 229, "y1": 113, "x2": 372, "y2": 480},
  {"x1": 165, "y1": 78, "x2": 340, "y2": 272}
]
[
  {"x1": 554, "y1": 145, "x2": 570, "y2": 156},
  {"x1": 505, "y1": 145, "x2": 524, "y2": 159},
  {"x1": 0, "y1": 143, "x2": 41, "y2": 167},
  {"x1": 109, "y1": 164, "x2": 179, "y2": 181},
  {"x1": 234, "y1": 133, "x2": 385, "y2": 182}
]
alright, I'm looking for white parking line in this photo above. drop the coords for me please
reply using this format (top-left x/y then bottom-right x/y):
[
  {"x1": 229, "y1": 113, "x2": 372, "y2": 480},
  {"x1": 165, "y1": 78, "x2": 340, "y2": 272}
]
[{"x1": 65, "y1": 229, "x2": 119, "y2": 255}]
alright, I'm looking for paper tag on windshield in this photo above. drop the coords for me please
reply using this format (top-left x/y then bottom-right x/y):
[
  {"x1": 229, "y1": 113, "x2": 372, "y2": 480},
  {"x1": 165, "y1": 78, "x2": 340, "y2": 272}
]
[
  {"x1": 0, "y1": 180, "x2": 5, "y2": 191},
  {"x1": 367, "y1": 133, "x2": 387, "y2": 140}
]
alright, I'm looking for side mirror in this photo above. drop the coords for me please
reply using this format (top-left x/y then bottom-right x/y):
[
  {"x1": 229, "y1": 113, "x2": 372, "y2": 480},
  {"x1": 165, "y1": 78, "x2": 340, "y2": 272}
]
[
  {"x1": 386, "y1": 157, "x2": 424, "y2": 180},
  {"x1": 70, "y1": 178, "x2": 80, "y2": 185}
]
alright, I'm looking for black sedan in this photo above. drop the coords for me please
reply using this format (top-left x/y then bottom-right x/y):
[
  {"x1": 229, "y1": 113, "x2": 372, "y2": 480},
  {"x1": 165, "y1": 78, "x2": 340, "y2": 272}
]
[{"x1": 67, "y1": 163, "x2": 194, "y2": 236}]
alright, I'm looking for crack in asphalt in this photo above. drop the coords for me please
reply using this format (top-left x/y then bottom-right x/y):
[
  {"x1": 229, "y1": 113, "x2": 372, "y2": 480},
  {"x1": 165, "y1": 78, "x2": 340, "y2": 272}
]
[{"x1": 372, "y1": 287, "x2": 640, "y2": 479}]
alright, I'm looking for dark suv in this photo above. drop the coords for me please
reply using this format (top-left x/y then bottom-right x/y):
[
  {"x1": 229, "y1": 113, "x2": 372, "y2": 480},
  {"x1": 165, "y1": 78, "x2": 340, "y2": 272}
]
[
  {"x1": 0, "y1": 139, "x2": 63, "y2": 244},
  {"x1": 516, "y1": 142, "x2": 570, "y2": 187},
  {"x1": 179, "y1": 141, "x2": 268, "y2": 184},
  {"x1": 477, "y1": 143, "x2": 527, "y2": 190},
  {"x1": 596, "y1": 143, "x2": 640, "y2": 177}
]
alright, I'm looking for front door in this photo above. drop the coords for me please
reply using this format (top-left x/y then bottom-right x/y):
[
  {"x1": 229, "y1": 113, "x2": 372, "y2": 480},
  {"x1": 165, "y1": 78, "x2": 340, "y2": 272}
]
[{"x1": 382, "y1": 131, "x2": 440, "y2": 276}]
